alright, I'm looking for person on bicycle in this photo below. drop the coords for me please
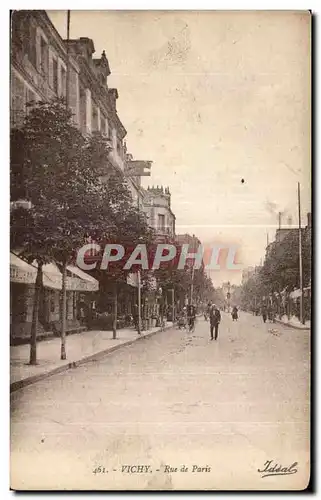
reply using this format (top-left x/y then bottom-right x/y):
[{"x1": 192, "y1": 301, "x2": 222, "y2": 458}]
[
  {"x1": 177, "y1": 307, "x2": 187, "y2": 330},
  {"x1": 187, "y1": 303, "x2": 196, "y2": 331}
]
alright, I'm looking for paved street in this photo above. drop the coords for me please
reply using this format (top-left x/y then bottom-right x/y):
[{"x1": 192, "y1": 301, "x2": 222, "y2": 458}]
[{"x1": 11, "y1": 312, "x2": 310, "y2": 490}]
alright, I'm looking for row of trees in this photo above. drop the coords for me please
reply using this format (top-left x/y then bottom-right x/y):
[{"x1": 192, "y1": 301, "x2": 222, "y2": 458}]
[
  {"x1": 11, "y1": 99, "x2": 151, "y2": 363},
  {"x1": 238, "y1": 228, "x2": 311, "y2": 319},
  {"x1": 11, "y1": 98, "x2": 215, "y2": 364}
]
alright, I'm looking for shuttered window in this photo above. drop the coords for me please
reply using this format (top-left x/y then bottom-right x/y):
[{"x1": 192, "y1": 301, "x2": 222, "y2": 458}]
[
  {"x1": 40, "y1": 36, "x2": 49, "y2": 78},
  {"x1": 60, "y1": 65, "x2": 67, "y2": 97},
  {"x1": 25, "y1": 22, "x2": 37, "y2": 68}
]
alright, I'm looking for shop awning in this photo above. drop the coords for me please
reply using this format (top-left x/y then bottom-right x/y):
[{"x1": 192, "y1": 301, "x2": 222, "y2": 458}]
[
  {"x1": 10, "y1": 254, "x2": 63, "y2": 290},
  {"x1": 10, "y1": 253, "x2": 98, "y2": 292},
  {"x1": 67, "y1": 265, "x2": 99, "y2": 292},
  {"x1": 127, "y1": 272, "x2": 139, "y2": 287},
  {"x1": 10, "y1": 253, "x2": 36, "y2": 284},
  {"x1": 290, "y1": 289, "x2": 302, "y2": 299}
]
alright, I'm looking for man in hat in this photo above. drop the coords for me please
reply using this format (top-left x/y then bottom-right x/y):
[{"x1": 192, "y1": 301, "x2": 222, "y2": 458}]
[{"x1": 209, "y1": 303, "x2": 221, "y2": 341}]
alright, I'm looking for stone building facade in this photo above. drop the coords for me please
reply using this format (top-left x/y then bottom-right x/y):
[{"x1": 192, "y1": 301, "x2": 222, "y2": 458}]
[
  {"x1": 142, "y1": 186, "x2": 176, "y2": 240},
  {"x1": 11, "y1": 10, "x2": 146, "y2": 203},
  {"x1": 10, "y1": 10, "x2": 177, "y2": 335}
]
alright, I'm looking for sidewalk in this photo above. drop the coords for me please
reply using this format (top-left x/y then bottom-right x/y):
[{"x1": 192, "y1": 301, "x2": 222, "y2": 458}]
[
  {"x1": 275, "y1": 315, "x2": 311, "y2": 331},
  {"x1": 10, "y1": 322, "x2": 173, "y2": 392}
]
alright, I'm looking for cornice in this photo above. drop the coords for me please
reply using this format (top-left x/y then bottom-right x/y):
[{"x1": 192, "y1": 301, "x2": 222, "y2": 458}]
[
  {"x1": 77, "y1": 58, "x2": 127, "y2": 138},
  {"x1": 36, "y1": 11, "x2": 79, "y2": 73}
]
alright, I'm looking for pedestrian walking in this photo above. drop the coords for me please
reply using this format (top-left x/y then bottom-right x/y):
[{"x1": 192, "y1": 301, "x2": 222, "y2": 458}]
[
  {"x1": 261, "y1": 305, "x2": 267, "y2": 323},
  {"x1": 231, "y1": 306, "x2": 238, "y2": 321},
  {"x1": 267, "y1": 305, "x2": 273, "y2": 322},
  {"x1": 204, "y1": 300, "x2": 212, "y2": 321},
  {"x1": 209, "y1": 303, "x2": 221, "y2": 340},
  {"x1": 186, "y1": 303, "x2": 196, "y2": 332}
]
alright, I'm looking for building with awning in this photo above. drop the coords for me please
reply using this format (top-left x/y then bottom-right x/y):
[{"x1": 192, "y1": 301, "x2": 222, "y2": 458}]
[
  {"x1": 10, "y1": 253, "x2": 99, "y2": 344},
  {"x1": 66, "y1": 265, "x2": 98, "y2": 292},
  {"x1": 10, "y1": 253, "x2": 98, "y2": 292}
]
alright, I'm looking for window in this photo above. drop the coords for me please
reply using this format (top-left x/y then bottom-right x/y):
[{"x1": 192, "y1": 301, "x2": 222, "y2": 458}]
[
  {"x1": 11, "y1": 73, "x2": 25, "y2": 127},
  {"x1": 79, "y1": 86, "x2": 87, "y2": 134},
  {"x1": 92, "y1": 105, "x2": 99, "y2": 132},
  {"x1": 158, "y1": 214, "x2": 165, "y2": 231},
  {"x1": 23, "y1": 22, "x2": 37, "y2": 67},
  {"x1": 60, "y1": 65, "x2": 66, "y2": 97},
  {"x1": 112, "y1": 128, "x2": 117, "y2": 149},
  {"x1": 11, "y1": 12, "x2": 25, "y2": 49},
  {"x1": 52, "y1": 58, "x2": 58, "y2": 94},
  {"x1": 100, "y1": 115, "x2": 105, "y2": 134},
  {"x1": 117, "y1": 139, "x2": 123, "y2": 156},
  {"x1": 40, "y1": 36, "x2": 49, "y2": 77},
  {"x1": 105, "y1": 118, "x2": 109, "y2": 138}
]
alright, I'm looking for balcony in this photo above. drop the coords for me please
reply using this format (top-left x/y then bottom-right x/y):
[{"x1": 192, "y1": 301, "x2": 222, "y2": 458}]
[{"x1": 155, "y1": 226, "x2": 174, "y2": 238}]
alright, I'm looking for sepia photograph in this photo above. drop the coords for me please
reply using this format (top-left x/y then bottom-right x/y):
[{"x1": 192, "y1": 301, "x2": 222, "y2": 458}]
[{"x1": 10, "y1": 9, "x2": 311, "y2": 491}]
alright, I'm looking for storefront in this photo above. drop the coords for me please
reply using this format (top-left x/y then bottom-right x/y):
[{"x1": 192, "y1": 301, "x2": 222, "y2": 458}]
[{"x1": 10, "y1": 253, "x2": 99, "y2": 343}]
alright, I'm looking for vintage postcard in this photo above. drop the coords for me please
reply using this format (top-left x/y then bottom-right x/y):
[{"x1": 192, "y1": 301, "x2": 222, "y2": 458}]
[{"x1": 10, "y1": 10, "x2": 311, "y2": 490}]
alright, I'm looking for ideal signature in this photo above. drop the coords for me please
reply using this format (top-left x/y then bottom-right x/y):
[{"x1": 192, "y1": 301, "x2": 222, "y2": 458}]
[{"x1": 258, "y1": 460, "x2": 298, "y2": 478}]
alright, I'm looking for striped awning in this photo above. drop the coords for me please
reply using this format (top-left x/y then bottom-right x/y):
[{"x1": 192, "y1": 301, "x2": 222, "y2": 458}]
[
  {"x1": 10, "y1": 254, "x2": 62, "y2": 290},
  {"x1": 290, "y1": 289, "x2": 302, "y2": 299},
  {"x1": 67, "y1": 265, "x2": 98, "y2": 292},
  {"x1": 10, "y1": 253, "x2": 98, "y2": 292}
]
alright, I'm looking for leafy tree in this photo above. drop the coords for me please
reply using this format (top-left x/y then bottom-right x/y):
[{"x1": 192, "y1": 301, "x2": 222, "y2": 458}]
[
  {"x1": 87, "y1": 167, "x2": 154, "y2": 338},
  {"x1": 240, "y1": 227, "x2": 311, "y2": 314},
  {"x1": 10, "y1": 99, "x2": 114, "y2": 363}
]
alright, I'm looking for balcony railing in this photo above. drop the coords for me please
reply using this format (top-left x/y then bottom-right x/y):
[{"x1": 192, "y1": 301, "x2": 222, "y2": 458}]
[{"x1": 156, "y1": 226, "x2": 174, "y2": 236}]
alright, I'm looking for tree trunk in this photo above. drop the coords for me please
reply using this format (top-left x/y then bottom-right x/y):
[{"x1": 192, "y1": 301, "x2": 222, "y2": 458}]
[
  {"x1": 29, "y1": 262, "x2": 43, "y2": 365},
  {"x1": 60, "y1": 261, "x2": 67, "y2": 360},
  {"x1": 112, "y1": 285, "x2": 118, "y2": 339}
]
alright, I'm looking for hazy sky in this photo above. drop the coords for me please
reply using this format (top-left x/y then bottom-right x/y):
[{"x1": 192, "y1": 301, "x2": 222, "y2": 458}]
[{"x1": 48, "y1": 10, "x2": 311, "y2": 285}]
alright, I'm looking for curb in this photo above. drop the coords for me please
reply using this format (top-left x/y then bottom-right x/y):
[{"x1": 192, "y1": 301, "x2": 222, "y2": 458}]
[
  {"x1": 275, "y1": 319, "x2": 310, "y2": 331},
  {"x1": 10, "y1": 324, "x2": 173, "y2": 393}
]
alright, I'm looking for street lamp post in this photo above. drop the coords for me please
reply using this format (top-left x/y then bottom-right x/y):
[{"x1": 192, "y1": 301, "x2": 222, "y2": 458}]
[
  {"x1": 170, "y1": 288, "x2": 175, "y2": 323},
  {"x1": 137, "y1": 270, "x2": 141, "y2": 334},
  {"x1": 190, "y1": 267, "x2": 194, "y2": 305},
  {"x1": 60, "y1": 10, "x2": 71, "y2": 361},
  {"x1": 227, "y1": 281, "x2": 231, "y2": 313}
]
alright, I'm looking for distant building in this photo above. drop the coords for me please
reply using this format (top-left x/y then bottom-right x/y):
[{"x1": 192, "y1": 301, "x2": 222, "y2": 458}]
[
  {"x1": 265, "y1": 212, "x2": 312, "y2": 259},
  {"x1": 176, "y1": 233, "x2": 201, "y2": 247},
  {"x1": 241, "y1": 266, "x2": 255, "y2": 284},
  {"x1": 143, "y1": 186, "x2": 176, "y2": 240}
]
